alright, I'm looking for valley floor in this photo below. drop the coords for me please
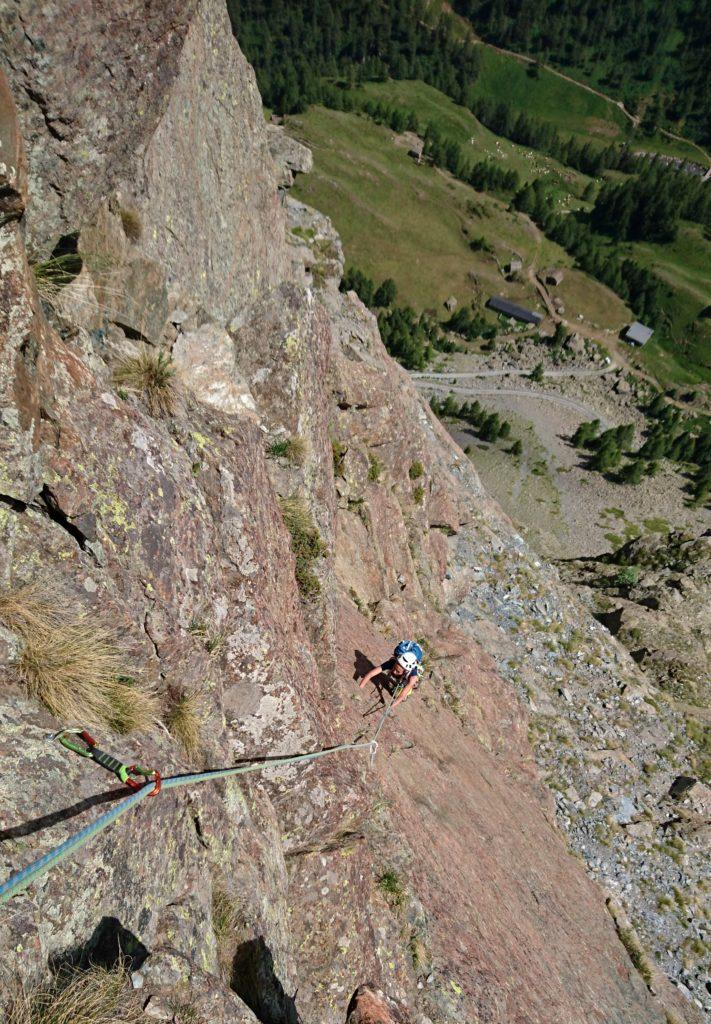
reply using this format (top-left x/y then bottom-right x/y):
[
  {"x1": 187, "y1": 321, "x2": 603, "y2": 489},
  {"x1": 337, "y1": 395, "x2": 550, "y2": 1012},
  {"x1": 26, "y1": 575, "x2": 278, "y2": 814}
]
[{"x1": 421, "y1": 374, "x2": 710, "y2": 558}]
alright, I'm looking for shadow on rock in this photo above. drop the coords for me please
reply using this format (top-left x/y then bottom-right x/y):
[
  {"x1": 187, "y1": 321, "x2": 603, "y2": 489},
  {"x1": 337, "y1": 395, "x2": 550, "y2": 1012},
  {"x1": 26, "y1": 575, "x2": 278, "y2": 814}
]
[
  {"x1": 230, "y1": 936, "x2": 300, "y2": 1024},
  {"x1": 50, "y1": 915, "x2": 149, "y2": 973}
]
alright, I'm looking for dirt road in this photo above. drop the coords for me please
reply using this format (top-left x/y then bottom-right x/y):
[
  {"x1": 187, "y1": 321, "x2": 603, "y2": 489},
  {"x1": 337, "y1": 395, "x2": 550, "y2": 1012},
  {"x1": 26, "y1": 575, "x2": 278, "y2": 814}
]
[{"x1": 415, "y1": 379, "x2": 610, "y2": 426}]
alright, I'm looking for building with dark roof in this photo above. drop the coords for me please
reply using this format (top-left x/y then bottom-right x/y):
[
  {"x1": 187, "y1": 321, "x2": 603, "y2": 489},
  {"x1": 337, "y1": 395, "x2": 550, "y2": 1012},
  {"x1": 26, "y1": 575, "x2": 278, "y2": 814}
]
[
  {"x1": 624, "y1": 321, "x2": 653, "y2": 346},
  {"x1": 487, "y1": 296, "x2": 542, "y2": 325}
]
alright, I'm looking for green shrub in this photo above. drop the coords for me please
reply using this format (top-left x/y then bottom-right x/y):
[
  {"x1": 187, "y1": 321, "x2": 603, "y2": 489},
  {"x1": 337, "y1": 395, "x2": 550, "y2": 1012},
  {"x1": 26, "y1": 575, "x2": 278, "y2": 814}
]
[
  {"x1": 332, "y1": 439, "x2": 348, "y2": 476},
  {"x1": 613, "y1": 565, "x2": 640, "y2": 587},
  {"x1": 279, "y1": 496, "x2": 327, "y2": 597},
  {"x1": 413, "y1": 484, "x2": 425, "y2": 505},
  {"x1": 377, "y1": 869, "x2": 407, "y2": 909},
  {"x1": 368, "y1": 454, "x2": 383, "y2": 482},
  {"x1": 266, "y1": 435, "x2": 307, "y2": 466},
  {"x1": 408, "y1": 460, "x2": 424, "y2": 479}
]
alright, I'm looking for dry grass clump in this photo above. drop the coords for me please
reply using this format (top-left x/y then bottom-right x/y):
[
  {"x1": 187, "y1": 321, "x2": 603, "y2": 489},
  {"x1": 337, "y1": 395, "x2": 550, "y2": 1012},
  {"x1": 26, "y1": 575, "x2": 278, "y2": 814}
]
[
  {"x1": 113, "y1": 349, "x2": 181, "y2": 417},
  {"x1": 0, "y1": 582, "x2": 157, "y2": 734},
  {"x1": 278, "y1": 495, "x2": 327, "y2": 598},
  {"x1": 166, "y1": 690, "x2": 202, "y2": 757},
  {"x1": 31, "y1": 252, "x2": 82, "y2": 308},
  {"x1": 119, "y1": 206, "x2": 142, "y2": 242},
  {"x1": 212, "y1": 887, "x2": 243, "y2": 973},
  {"x1": 617, "y1": 926, "x2": 653, "y2": 987},
  {"x1": 6, "y1": 963, "x2": 142, "y2": 1024},
  {"x1": 187, "y1": 619, "x2": 226, "y2": 658}
]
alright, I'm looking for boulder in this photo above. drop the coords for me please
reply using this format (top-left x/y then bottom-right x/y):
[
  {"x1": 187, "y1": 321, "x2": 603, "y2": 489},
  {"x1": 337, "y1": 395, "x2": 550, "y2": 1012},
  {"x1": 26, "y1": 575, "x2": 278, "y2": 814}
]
[
  {"x1": 565, "y1": 331, "x2": 585, "y2": 355},
  {"x1": 0, "y1": 66, "x2": 27, "y2": 215},
  {"x1": 670, "y1": 777, "x2": 711, "y2": 817},
  {"x1": 172, "y1": 323, "x2": 257, "y2": 416},
  {"x1": 267, "y1": 124, "x2": 313, "y2": 187},
  {"x1": 346, "y1": 985, "x2": 411, "y2": 1024}
]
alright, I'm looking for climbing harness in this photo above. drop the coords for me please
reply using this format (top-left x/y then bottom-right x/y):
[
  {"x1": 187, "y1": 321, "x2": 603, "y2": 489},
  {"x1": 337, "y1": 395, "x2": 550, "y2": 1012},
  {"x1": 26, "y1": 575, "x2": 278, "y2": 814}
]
[{"x1": 0, "y1": 699, "x2": 399, "y2": 905}]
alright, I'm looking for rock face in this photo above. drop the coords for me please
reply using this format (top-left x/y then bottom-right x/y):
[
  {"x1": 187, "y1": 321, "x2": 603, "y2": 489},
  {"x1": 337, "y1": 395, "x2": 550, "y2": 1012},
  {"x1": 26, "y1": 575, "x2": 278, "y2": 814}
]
[
  {"x1": 0, "y1": 5, "x2": 704, "y2": 1024},
  {"x1": 1, "y1": 0, "x2": 287, "y2": 320},
  {"x1": 561, "y1": 530, "x2": 711, "y2": 706}
]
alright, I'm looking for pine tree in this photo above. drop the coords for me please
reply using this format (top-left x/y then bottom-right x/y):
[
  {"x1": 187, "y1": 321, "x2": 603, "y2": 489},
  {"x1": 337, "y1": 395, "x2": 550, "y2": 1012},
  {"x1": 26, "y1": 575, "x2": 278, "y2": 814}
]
[
  {"x1": 619, "y1": 459, "x2": 645, "y2": 485},
  {"x1": 373, "y1": 278, "x2": 397, "y2": 307}
]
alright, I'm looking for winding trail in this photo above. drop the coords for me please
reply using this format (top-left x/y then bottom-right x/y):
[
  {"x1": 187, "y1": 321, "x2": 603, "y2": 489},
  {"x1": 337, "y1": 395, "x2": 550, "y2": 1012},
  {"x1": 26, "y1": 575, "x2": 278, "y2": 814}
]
[
  {"x1": 412, "y1": 365, "x2": 615, "y2": 381},
  {"x1": 415, "y1": 379, "x2": 610, "y2": 426}
]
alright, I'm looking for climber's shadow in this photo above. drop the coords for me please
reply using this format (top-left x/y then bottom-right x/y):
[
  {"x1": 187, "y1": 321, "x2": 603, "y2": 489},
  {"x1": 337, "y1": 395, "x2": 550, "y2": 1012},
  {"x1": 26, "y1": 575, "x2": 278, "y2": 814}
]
[
  {"x1": 353, "y1": 648, "x2": 375, "y2": 681},
  {"x1": 354, "y1": 649, "x2": 387, "y2": 714},
  {"x1": 0, "y1": 787, "x2": 131, "y2": 842},
  {"x1": 231, "y1": 935, "x2": 301, "y2": 1024},
  {"x1": 50, "y1": 916, "x2": 149, "y2": 973}
]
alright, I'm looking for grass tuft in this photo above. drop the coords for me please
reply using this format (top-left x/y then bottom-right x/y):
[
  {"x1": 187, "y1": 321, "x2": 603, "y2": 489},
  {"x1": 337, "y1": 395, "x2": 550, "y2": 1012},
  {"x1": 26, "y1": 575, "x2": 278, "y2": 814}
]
[
  {"x1": 377, "y1": 869, "x2": 407, "y2": 909},
  {"x1": 212, "y1": 887, "x2": 243, "y2": 973},
  {"x1": 408, "y1": 460, "x2": 424, "y2": 479},
  {"x1": 119, "y1": 207, "x2": 142, "y2": 242},
  {"x1": 278, "y1": 496, "x2": 327, "y2": 598},
  {"x1": 166, "y1": 691, "x2": 202, "y2": 757},
  {"x1": 617, "y1": 926, "x2": 653, "y2": 987},
  {"x1": 0, "y1": 582, "x2": 157, "y2": 733},
  {"x1": 31, "y1": 252, "x2": 82, "y2": 310},
  {"x1": 266, "y1": 435, "x2": 307, "y2": 466},
  {"x1": 367, "y1": 453, "x2": 383, "y2": 483},
  {"x1": 113, "y1": 349, "x2": 181, "y2": 417},
  {"x1": 332, "y1": 439, "x2": 348, "y2": 476},
  {"x1": 6, "y1": 963, "x2": 142, "y2": 1024}
]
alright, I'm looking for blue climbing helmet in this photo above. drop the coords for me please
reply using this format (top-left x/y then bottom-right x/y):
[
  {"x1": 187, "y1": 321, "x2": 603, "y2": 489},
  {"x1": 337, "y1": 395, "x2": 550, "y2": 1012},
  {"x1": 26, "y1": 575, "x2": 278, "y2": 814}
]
[{"x1": 394, "y1": 639, "x2": 423, "y2": 666}]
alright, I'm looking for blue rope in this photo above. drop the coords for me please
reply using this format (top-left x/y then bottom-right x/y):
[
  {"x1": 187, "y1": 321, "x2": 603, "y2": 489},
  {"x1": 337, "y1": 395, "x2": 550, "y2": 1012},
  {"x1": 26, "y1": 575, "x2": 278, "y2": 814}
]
[{"x1": 0, "y1": 734, "x2": 383, "y2": 905}]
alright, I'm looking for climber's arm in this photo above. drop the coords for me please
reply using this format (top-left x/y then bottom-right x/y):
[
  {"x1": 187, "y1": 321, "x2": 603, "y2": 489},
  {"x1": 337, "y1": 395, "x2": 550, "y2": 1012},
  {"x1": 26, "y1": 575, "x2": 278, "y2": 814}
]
[
  {"x1": 359, "y1": 665, "x2": 382, "y2": 689},
  {"x1": 392, "y1": 676, "x2": 416, "y2": 707}
]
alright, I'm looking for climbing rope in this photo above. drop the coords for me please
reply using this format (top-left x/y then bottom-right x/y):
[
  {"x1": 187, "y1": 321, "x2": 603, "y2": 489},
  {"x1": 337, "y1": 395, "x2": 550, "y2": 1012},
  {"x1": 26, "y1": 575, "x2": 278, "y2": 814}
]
[{"x1": 0, "y1": 700, "x2": 397, "y2": 905}]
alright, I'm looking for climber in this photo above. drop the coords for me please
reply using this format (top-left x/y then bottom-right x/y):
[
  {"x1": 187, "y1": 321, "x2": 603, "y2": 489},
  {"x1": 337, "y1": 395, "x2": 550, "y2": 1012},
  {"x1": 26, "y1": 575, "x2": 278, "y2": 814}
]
[{"x1": 359, "y1": 640, "x2": 423, "y2": 709}]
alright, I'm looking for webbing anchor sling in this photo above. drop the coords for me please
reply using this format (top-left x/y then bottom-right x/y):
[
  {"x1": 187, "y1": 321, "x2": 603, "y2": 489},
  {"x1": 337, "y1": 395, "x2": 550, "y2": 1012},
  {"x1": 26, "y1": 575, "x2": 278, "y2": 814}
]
[{"x1": 0, "y1": 699, "x2": 398, "y2": 905}]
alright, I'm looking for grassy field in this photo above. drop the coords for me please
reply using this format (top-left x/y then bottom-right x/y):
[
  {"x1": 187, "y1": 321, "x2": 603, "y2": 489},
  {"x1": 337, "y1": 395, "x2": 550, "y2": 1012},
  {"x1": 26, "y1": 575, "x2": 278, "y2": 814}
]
[
  {"x1": 628, "y1": 223, "x2": 711, "y2": 385},
  {"x1": 356, "y1": 79, "x2": 590, "y2": 204},
  {"x1": 288, "y1": 98, "x2": 707, "y2": 386},
  {"x1": 470, "y1": 47, "x2": 630, "y2": 146},
  {"x1": 288, "y1": 105, "x2": 625, "y2": 327}
]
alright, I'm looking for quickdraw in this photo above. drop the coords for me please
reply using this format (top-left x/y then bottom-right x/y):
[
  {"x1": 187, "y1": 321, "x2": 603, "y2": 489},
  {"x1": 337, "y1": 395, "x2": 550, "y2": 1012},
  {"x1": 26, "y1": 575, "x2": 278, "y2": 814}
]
[{"x1": 53, "y1": 728, "x2": 161, "y2": 796}]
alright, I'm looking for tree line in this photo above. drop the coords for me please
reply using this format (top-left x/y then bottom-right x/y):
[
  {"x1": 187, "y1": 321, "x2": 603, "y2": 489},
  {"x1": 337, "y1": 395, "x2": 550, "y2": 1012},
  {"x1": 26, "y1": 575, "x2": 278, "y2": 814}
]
[
  {"x1": 227, "y1": 0, "x2": 483, "y2": 115},
  {"x1": 452, "y1": 0, "x2": 711, "y2": 146},
  {"x1": 340, "y1": 267, "x2": 463, "y2": 370},
  {"x1": 513, "y1": 178, "x2": 668, "y2": 325},
  {"x1": 592, "y1": 160, "x2": 711, "y2": 242},
  {"x1": 326, "y1": 95, "x2": 521, "y2": 195},
  {"x1": 429, "y1": 395, "x2": 520, "y2": 450},
  {"x1": 572, "y1": 395, "x2": 711, "y2": 506}
]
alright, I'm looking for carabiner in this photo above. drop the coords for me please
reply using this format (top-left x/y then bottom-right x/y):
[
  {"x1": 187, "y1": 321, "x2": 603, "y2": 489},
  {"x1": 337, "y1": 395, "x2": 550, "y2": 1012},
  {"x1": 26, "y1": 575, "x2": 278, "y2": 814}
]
[{"x1": 53, "y1": 728, "x2": 161, "y2": 796}]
